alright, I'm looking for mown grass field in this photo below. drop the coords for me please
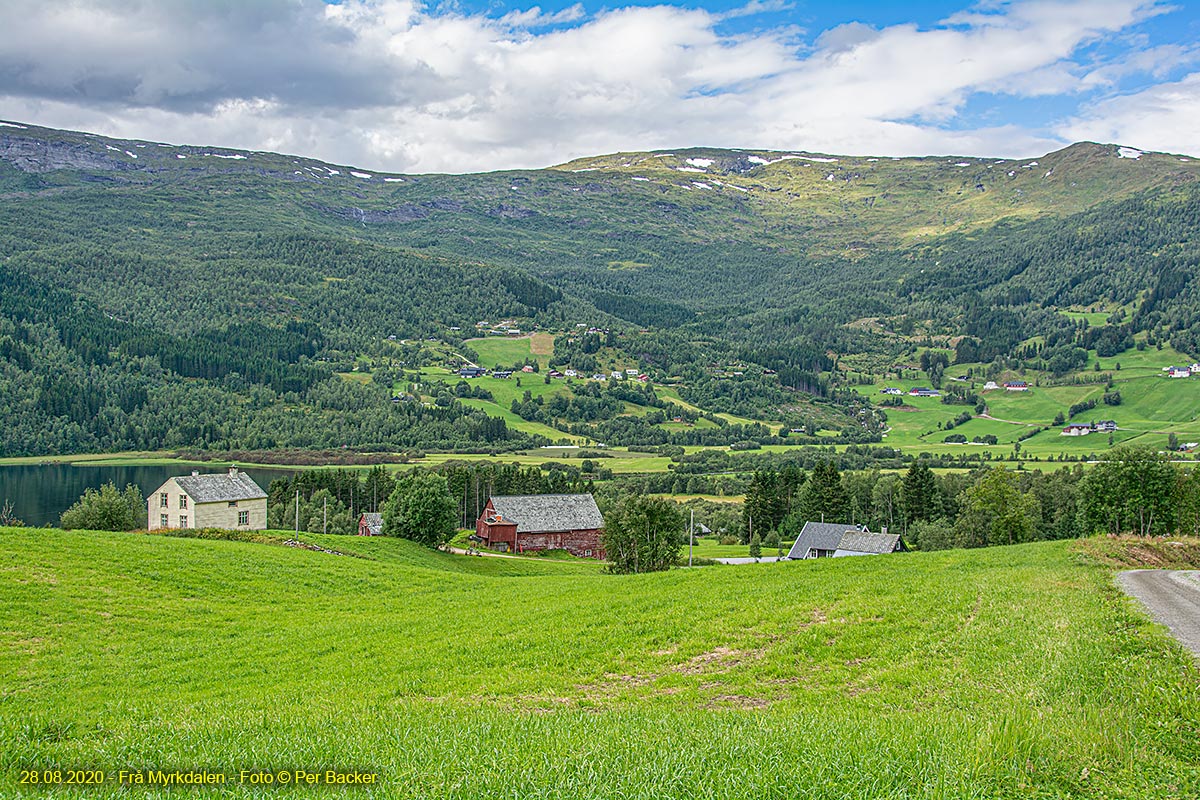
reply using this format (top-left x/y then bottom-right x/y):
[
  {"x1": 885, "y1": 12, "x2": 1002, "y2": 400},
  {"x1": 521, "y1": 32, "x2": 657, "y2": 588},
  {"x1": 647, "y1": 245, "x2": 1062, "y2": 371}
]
[
  {"x1": 465, "y1": 335, "x2": 554, "y2": 370},
  {"x1": 2, "y1": 528, "x2": 1198, "y2": 798}
]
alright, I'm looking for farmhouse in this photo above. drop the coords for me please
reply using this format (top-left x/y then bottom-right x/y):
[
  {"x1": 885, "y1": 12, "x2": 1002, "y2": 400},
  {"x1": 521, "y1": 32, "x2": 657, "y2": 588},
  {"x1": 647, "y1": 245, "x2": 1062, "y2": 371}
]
[
  {"x1": 1061, "y1": 424, "x2": 1092, "y2": 436},
  {"x1": 458, "y1": 366, "x2": 487, "y2": 378},
  {"x1": 786, "y1": 522, "x2": 906, "y2": 559},
  {"x1": 358, "y1": 512, "x2": 383, "y2": 536},
  {"x1": 1003, "y1": 381, "x2": 1029, "y2": 391},
  {"x1": 147, "y1": 468, "x2": 267, "y2": 531},
  {"x1": 474, "y1": 494, "x2": 605, "y2": 558},
  {"x1": 1094, "y1": 420, "x2": 1117, "y2": 432},
  {"x1": 1168, "y1": 367, "x2": 1191, "y2": 378},
  {"x1": 835, "y1": 530, "x2": 906, "y2": 557},
  {"x1": 908, "y1": 387, "x2": 940, "y2": 397}
]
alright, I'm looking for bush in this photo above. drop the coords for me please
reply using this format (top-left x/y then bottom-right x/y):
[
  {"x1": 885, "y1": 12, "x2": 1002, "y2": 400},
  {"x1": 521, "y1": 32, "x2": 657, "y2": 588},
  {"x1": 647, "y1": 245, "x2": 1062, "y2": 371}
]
[
  {"x1": 719, "y1": 535, "x2": 739, "y2": 546},
  {"x1": 60, "y1": 483, "x2": 145, "y2": 531},
  {"x1": 602, "y1": 496, "x2": 684, "y2": 574},
  {"x1": 381, "y1": 472, "x2": 457, "y2": 547}
]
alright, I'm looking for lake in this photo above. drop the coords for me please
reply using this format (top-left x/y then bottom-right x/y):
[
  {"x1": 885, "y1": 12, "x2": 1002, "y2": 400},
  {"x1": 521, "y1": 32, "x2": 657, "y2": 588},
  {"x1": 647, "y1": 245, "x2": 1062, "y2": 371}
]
[{"x1": 0, "y1": 464, "x2": 297, "y2": 528}]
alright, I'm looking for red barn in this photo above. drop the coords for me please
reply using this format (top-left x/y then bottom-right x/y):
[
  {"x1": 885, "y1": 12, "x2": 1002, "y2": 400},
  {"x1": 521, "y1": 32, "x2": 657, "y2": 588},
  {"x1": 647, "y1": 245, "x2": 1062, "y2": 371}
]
[{"x1": 475, "y1": 494, "x2": 605, "y2": 559}]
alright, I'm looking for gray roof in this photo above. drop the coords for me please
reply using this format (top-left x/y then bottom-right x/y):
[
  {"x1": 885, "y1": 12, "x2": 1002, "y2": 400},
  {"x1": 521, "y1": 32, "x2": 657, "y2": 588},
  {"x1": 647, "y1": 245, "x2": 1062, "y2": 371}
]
[
  {"x1": 786, "y1": 521, "x2": 858, "y2": 559},
  {"x1": 488, "y1": 494, "x2": 604, "y2": 533},
  {"x1": 836, "y1": 531, "x2": 902, "y2": 555},
  {"x1": 173, "y1": 471, "x2": 267, "y2": 503}
]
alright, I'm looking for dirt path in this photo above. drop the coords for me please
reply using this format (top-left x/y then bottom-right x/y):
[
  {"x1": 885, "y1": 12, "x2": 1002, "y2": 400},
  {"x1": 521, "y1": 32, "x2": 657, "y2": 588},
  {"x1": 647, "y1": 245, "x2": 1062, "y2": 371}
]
[
  {"x1": 1117, "y1": 570, "x2": 1200, "y2": 657},
  {"x1": 445, "y1": 545, "x2": 525, "y2": 560},
  {"x1": 978, "y1": 413, "x2": 1038, "y2": 427}
]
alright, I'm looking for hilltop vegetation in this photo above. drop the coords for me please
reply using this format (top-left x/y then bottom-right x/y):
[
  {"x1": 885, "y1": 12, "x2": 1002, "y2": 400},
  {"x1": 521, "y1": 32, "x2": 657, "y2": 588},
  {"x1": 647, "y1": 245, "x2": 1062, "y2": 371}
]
[
  {"x1": 1, "y1": 527, "x2": 1197, "y2": 797},
  {"x1": 1, "y1": 122, "x2": 1200, "y2": 459}
]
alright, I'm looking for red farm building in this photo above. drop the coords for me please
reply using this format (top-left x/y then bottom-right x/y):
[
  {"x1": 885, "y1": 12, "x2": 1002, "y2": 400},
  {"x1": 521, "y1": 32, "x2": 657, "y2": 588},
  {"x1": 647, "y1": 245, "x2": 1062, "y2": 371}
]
[{"x1": 474, "y1": 494, "x2": 605, "y2": 559}]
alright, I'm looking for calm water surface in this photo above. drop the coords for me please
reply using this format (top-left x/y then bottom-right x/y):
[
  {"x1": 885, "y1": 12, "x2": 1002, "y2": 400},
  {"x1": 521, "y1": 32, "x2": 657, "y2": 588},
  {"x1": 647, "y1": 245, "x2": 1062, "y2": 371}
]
[{"x1": 0, "y1": 464, "x2": 295, "y2": 527}]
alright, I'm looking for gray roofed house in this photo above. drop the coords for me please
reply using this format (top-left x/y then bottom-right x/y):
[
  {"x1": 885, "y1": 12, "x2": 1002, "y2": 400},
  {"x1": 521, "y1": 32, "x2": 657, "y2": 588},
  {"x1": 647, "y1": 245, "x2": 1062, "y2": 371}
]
[
  {"x1": 173, "y1": 470, "x2": 268, "y2": 503},
  {"x1": 835, "y1": 531, "x2": 905, "y2": 556},
  {"x1": 148, "y1": 468, "x2": 267, "y2": 532},
  {"x1": 786, "y1": 521, "x2": 860, "y2": 560}
]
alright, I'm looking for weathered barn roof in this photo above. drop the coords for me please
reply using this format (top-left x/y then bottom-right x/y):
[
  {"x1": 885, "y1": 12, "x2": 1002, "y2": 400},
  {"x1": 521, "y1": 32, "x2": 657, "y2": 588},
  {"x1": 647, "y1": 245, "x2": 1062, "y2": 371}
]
[
  {"x1": 488, "y1": 494, "x2": 604, "y2": 533},
  {"x1": 360, "y1": 513, "x2": 383, "y2": 535},
  {"x1": 836, "y1": 531, "x2": 903, "y2": 555},
  {"x1": 786, "y1": 521, "x2": 856, "y2": 559},
  {"x1": 173, "y1": 470, "x2": 267, "y2": 503}
]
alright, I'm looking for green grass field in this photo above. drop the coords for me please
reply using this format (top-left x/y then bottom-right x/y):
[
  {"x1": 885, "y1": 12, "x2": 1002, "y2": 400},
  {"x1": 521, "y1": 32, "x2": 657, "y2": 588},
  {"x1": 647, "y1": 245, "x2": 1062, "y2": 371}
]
[
  {"x1": 465, "y1": 334, "x2": 554, "y2": 370},
  {"x1": 2, "y1": 527, "x2": 1198, "y2": 798}
]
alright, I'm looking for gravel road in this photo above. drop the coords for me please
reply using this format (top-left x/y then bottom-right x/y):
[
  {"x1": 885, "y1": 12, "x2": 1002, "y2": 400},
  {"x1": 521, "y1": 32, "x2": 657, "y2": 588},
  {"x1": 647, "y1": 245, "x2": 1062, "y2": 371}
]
[{"x1": 1117, "y1": 570, "x2": 1200, "y2": 657}]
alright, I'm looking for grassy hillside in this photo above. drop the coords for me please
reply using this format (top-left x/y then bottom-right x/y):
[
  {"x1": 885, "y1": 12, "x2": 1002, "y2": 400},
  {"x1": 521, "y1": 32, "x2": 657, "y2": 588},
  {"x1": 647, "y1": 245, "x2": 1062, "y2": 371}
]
[{"x1": 2, "y1": 527, "x2": 1197, "y2": 797}]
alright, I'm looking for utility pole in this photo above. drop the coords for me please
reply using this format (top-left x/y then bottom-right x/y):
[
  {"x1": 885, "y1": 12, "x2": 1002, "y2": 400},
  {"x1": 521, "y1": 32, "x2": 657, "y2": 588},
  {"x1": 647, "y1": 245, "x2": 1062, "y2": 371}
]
[
  {"x1": 323, "y1": 496, "x2": 327, "y2": 535},
  {"x1": 688, "y1": 508, "x2": 694, "y2": 568},
  {"x1": 294, "y1": 490, "x2": 300, "y2": 541}
]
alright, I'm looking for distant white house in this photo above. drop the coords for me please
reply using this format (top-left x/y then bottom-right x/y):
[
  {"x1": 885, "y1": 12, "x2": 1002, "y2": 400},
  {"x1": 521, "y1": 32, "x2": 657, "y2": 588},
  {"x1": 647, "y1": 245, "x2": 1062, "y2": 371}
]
[
  {"x1": 982, "y1": 381, "x2": 1000, "y2": 391},
  {"x1": 1061, "y1": 424, "x2": 1092, "y2": 436},
  {"x1": 1003, "y1": 381, "x2": 1029, "y2": 391},
  {"x1": 1168, "y1": 367, "x2": 1190, "y2": 378},
  {"x1": 148, "y1": 468, "x2": 267, "y2": 531}
]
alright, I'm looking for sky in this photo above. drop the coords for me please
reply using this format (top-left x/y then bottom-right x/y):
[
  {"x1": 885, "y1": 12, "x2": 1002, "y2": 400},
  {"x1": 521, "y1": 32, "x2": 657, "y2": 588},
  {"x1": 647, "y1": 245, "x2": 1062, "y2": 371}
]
[{"x1": 0, "y1": 0, "x2": 1198, "y2": 173}]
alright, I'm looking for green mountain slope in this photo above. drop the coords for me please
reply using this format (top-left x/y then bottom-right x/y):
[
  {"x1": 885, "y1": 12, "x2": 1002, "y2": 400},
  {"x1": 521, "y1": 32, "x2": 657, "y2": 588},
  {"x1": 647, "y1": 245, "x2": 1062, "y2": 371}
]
[{"x1": 2, "y1": 120, "x2": 1200, "y2": 456}]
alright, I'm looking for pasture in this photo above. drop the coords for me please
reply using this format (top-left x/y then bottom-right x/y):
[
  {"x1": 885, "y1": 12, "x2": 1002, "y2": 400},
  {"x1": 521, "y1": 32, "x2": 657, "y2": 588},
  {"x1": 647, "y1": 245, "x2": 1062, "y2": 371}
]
[{"x1": 2, "y1": 528, "x2": 1198, "y2": 798}]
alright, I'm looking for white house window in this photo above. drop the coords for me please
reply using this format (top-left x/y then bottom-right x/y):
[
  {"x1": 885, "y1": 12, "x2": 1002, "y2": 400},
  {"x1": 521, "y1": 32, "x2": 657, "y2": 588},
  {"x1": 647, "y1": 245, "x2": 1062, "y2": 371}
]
[
  {"x1": 160, "y1": 514, "x2": 169, "y2": 528},
  {"x1": 179, "y1": 495, "x2": 188, "y2": 510},
  {"x1": 179, "y1": 515, "x2": 188, "y2": 528},
  {"x1": 238, "y1": 511, "x2": 249, "y2": 526},
  {"x1": 159, "y1": 493, "x2": 168, "y2": 508}
]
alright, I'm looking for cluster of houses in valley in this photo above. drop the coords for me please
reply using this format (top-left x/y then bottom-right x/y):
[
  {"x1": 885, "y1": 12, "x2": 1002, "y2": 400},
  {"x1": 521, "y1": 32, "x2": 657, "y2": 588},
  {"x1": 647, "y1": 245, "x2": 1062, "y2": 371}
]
[
  {"x1": 474, "y1": 319, "x2": 524, "y2": 336},
  {"x1": 1061, "y1": 419, "x2": 1118, "y2": 437},
  {"x1": 458, "y1": 365, "x2": 649, "y2": 383},
  {"x1": 1163, "y1": 363, "x2": 1200, "y2": 378},
  {"x1": 881, "y1": 380, "x2": 1032, "y2": 398},
  {"x1": 145, "y1": 469, "x2": 910, "y2": 566}
]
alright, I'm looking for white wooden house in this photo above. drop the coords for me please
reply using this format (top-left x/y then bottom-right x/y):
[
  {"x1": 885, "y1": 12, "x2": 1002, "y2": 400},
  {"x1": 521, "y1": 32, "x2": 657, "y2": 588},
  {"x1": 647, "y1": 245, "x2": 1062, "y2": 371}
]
[{"x1": 148, "y1": 468, "x2": 267, "y2": 531}]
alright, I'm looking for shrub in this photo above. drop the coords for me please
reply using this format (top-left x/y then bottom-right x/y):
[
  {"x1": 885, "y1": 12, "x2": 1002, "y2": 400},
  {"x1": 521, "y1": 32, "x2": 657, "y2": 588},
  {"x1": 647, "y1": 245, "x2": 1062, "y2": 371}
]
[{"x1": 60, "y1": 483, "x2": 145, "y2": 531}]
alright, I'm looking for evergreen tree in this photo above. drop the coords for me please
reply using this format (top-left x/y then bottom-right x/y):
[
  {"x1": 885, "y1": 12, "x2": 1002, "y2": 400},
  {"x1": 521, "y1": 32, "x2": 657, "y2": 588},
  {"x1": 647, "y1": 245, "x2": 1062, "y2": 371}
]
[
  {"x1": 795, "y1": 460, "x2": 848, "y2": 523},
  {"x1": 902, "y1": 462, "x2": 940, "y2": 528}
]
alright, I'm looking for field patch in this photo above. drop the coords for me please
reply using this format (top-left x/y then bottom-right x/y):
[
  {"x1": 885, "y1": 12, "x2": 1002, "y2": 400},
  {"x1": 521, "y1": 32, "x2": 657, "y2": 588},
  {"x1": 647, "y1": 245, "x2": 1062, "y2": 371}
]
[{"x1": 2, "y1": 530, "x2": 1198, "y2": 797}]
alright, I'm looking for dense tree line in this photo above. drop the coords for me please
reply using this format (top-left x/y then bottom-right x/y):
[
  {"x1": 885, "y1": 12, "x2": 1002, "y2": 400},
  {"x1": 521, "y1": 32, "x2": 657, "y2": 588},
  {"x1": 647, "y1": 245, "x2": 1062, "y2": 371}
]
[{"x1": 732, "y1": 447, "x2": 1200, "y2": 551}]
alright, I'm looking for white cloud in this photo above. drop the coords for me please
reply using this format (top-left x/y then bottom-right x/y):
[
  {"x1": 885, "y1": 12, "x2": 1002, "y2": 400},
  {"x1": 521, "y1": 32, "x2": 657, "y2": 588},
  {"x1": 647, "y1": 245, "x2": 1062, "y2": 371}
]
[
  {"x1": 0, "y1": 0, "x2": 1191, "y2": 172},
  {"x1": 1059, "y1": 71, "x2": 1200, "y2": 154}
]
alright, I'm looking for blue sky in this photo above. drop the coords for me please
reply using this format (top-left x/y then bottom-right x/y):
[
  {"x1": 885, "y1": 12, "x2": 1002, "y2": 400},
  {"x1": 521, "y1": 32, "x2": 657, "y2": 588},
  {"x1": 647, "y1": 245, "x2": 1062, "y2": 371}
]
[{"x1": 1, "y1": 0, "x2": 1198, "y2": 171}]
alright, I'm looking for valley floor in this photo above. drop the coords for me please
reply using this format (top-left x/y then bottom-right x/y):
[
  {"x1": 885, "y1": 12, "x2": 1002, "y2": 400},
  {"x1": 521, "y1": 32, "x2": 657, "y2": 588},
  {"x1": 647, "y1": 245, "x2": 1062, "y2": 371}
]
[{"x1": 1, "y1": 529, "x2": 1198, "y2": 798}]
